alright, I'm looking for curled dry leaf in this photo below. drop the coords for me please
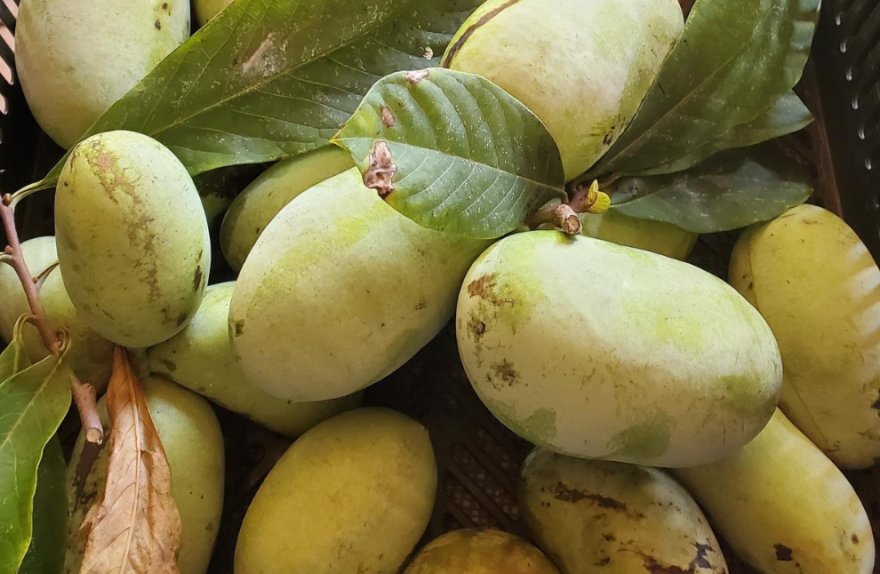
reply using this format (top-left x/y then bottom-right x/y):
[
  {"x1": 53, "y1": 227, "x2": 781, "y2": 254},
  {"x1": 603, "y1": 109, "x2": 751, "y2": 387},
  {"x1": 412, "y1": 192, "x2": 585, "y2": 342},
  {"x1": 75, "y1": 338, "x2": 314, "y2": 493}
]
[{"x1": 77, "y1": 347, "x2": 182, "y2": 574}]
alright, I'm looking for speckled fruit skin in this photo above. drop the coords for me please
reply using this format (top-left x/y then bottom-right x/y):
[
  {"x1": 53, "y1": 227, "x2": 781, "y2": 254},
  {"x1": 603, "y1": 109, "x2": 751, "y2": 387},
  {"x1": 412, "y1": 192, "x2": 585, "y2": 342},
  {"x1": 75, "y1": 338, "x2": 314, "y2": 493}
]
[
  {"x1": 730, "y1": 204, "x2": 880, "y2": 469},
  {"x1": 582, "y1": 210, "x2": 697, "y2": 260},
  {"x1": 55, "y1": 131, "x2": 211, "y2": 348},
  {"x1": 675, "y1": 409, "x2": 875, "y2": 574},
  {"x1": 0, "y1": 236, "x2": 114, "y2": 392},
  {"x1": 404, "y1": 529, "x2": 560, "y2": 574},
  {"x1": 15, "y1": 0, "x2": 189, "y2": 149},
  {"x1": 234, "y1": 408, "x2": 436, "y2": 574},
  {"x1": 521, "y1": 449, "x2": 727, "y2": 574},
  {"x1": 443, "y1": 0, "x2": 683, "y2": 180},
  {"x1": 148, "y1": 282, "x2": 362, "y2": 437},
  {"x1": 229, "y1": 168, "x2": 487, "y2": 402},
  {"x1": 64, "y1": 377, "x2": 224, "y2": 574},
  {"x1": 220, "y1": 147, "x2": 353, "y2": 272},
  {"x1": 456, "y1": 231, "x2": 782, "y2": 467}
]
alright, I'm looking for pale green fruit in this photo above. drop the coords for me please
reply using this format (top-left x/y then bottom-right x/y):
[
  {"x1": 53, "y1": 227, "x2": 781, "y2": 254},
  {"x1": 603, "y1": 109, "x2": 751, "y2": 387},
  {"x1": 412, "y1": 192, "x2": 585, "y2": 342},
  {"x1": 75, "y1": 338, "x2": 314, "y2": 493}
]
[
  {"x1": 15, "y1": 0, "x2": 189, "y2": 148},
  {"x1": 731, "y1": 204, "x2": 880, "y2": 469},
  {"x1": 0, "y1": 237, "x2": 114, "y2": 392},
  {"x1": 443, "y1": 0, "x2": 683, "y2": 180},
  {"x1": 235, "y1": 408, "x2": 436, "y2": 574},
  {"x1": 404, "y1": 529, "x2": 560, "y2": 574},
  {"x1": 675, "y1": 409, "x2": 875, "y2": 574},
  {"x1": 193, "y1": 0, "x2": 231, "y2": 26},
  {"x1": 457, "y1": 231, "x2": 782, "y2": 467},
  {"x1": 65, "y1": 376, "x2": 224, "y2": 574},
  {"x1": 220, "y1": 147, "x2": 353, "y2": 271},
  {"x1": 582, "y1": 210, "x2": 697, "y2": 260},
  {"x1": 229, "y1": 168, "x2": 487, "y2": 402},
  {"x1": 148, "y1": 282, "x2": 362, "y2": 436},
  {"x1": 521, "y1": 449, "x2": 727, "y2": 574},
  {"x1": 56, "y1": 131, "x2": 211, "y2": 348},
  {"x1": 0, "y1": 236, "x2": 57, "y2": 343}
]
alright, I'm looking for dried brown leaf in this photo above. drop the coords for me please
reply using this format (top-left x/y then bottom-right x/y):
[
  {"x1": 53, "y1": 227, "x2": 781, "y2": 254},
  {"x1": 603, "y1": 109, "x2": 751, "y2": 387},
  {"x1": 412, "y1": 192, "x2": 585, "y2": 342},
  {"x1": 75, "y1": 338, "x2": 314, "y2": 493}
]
[{"x1": 77, "y1": 347, "x2": 182, "y2": 574}]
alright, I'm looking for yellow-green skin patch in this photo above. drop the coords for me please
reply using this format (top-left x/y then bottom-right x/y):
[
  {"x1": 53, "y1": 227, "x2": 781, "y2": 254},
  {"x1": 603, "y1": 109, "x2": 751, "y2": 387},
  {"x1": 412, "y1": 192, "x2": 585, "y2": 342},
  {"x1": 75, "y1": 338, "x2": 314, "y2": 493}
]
[
  {"x1": 148, "y1": 282, "x2": 362, "y2": 437},
  {"x1": 0, "y1": 237, "x2": 114, "y2": 393},
  {"x1": 404, "y1": 529, "x2": 560, "y2": 574},
  {"x1": 193, "y1": 0, "x2": 231, "y2": 25},
  {"x1": 220, "y1": 147, "x2": 353, "y2": 272},
  {"x1": 457, "y1": 231, "x2": 782, "y2": 467},
  {"x1": 229, "y1": 168, "x2": 487, "y2": 402},
  {"x1": 521, "y1": 449, "x2": 728, "y2": 574},
  {"x1": 675, "y1": 409, "x2": 875, "y2": 574},
  {"x1": 56, "y1": 131, "x2": 211, "y2": 348},
  {"x1": 16, "y1": 0, "x2": 189, "y2": 148},
  {"x1": 443, "y1": 0, "x2": 683, "y2": 180},
  {"x1": 581, "y1": 209, "x2": 697, "y2": 261},
  {"x1": 235, "y1": 408, "x2": 436, "y2": 574},
  {"x1": 0, "y1": 236, "x2": 59, "y2": 343},
  {"x1": 64, "y1": 377, "x2": 225, "y2": 574},
  {"x1": 731, "y1": 204, "x2": 880, "y2": 469}
]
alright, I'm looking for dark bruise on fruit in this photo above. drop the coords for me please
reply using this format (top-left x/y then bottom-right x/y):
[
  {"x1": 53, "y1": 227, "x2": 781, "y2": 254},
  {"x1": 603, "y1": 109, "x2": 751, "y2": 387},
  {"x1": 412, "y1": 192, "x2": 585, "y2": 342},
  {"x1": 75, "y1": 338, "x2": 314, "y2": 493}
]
[
  {"x1": 553, "y1": 482, "x2": 639, "y2": 514},
  {"x1": 443, "y1": 0, "x2": 525, "y2": 66},
  {"x1": 193, "y1": 264, "x2": 204, "y2": 291},
  {"x1": 774, "y1": 544, "x2": 793, "y2": 562},
  {"x1": 363, "y1": 141, "x2": 397, "y2": 199},
  {"x1": 490, "y1": 359, "x2": 519, "y2": 387},
  {"x1": 639, "y1": 542, "x2": 717, "y2": 574},
  {"x1": 161, "y1": 359, "x2": 177, "y2": 372},
  {"x1": 234, "y1": 320, "x2": 245, "y2": 337}
]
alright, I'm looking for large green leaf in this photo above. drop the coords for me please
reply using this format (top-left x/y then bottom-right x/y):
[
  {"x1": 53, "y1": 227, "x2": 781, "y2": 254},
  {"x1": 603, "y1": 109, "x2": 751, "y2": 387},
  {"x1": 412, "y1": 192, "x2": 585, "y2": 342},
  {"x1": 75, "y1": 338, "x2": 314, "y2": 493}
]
[
  {"x1": 0, "y1": 346, "x2": 71, "y2": 574},
  {"x1": 639, "y1": 91, "x2": 814, "y2": 176},
  {"x1": 0, "y1": 321, "x2": 31, "y2": 380},
  {"x1": 609, "y1": 144, "x2": 812, "y2": 233},
  {"x1": 18, "y1": 438, "x2": 67, "y2": 574},
  {"x1": 25, "y1": 0, "x2": 483, "y2": 192},
  {"x1": 332, "y1": 68, "x2": 565, "y2": 239},
  {"x1": 589, "y1": 0, "x2": 820, "y2": 177}
]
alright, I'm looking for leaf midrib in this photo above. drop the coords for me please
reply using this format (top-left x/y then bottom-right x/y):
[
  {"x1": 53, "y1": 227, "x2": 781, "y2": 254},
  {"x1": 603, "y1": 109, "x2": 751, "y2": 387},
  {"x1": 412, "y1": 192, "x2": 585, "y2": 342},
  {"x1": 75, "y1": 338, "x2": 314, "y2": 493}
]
[{"x1": 0, "y1": 359, "x2": 64, "y2": 455}]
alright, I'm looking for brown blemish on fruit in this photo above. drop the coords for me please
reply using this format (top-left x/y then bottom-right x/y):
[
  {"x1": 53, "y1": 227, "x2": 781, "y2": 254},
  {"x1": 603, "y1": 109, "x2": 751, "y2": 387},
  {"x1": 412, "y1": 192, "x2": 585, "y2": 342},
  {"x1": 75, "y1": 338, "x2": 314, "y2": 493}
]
[
  {"x1": 467, "y1": 316, "x2": 487, "y2": 339},
  {"x1": 380, "y1": 105, "x2": 395, "y2": 127},
  {"x1": 405, "y1": 69, "x2": 430, "y2": 84},
  {"x1": 467, "y1": 273, "x2": 515, "y2": 307},
  {"x1": 363, "y1": 142, "x2": 397, "y2": 199},
  {"x1": 639, "y1": 543, "x2": 715, "y2": 574},
  {"x1": 414, "y1": 297, "x2": 428, "y2": 311},
  {"x1": 443, "y1": 0, "x2": 525, "y2": 66},
  {"x1": 176, "y1": 312, "x2": 188, "y2": 326},
  {"x1": 161, "y1": 359, "x2": 177, "y2": 372},
  {"x1": 155, "y1": 19, "x2": 162, "y2": 30},
  {"x1": 852, "y1": 534, "x2": 860, "y2": 544},
  {"x1": 192, "y1": 265, "x2": 204, "y2": 291},
  {"x1": 872, "y1": 394, "x2": 880, "y2": 410},
  {"x1": 234, "y1": 320, "x2": 245, "y2": 337},
  {"x1": 603, "y1": 533, "x2": 616, "y2": 542},
  {"x1": 774, "y1": 544, "x2": 793, "y2": 561},
  {"x1": 553, "y1": 482, "x2": 646, "y2": 517},
  {"x1": 594, "y1": 557, "x2": 610, "y2": 567},
  {"x1": 490, "y1": 359, "x2": 519, "y2": 386}
]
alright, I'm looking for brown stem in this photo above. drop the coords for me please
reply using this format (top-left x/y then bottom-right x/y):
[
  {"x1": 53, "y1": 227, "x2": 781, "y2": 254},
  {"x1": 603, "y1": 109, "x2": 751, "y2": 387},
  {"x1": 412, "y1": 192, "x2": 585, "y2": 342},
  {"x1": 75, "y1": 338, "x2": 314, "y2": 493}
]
[
  {"x1": 1, "y1": 193, "x2": 104, "y2": 444},
  {"x1": 528, "y1": 203, "x2": 583, "y2": 235}
]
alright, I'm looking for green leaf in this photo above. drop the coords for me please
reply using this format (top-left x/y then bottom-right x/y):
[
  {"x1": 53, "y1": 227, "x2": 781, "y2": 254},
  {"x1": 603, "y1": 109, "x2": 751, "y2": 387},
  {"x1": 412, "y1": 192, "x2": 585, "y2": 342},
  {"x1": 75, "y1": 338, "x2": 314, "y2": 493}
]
[
  {"x1": 609, "y1": 143, "x2": 812, "y2": 233},
  {"x1": 0, "y1": 320, "x2": 32, "y2": 380},
  {"x1": 18, "y1": 438, "x2": 67, "y2": 574},
  {"x1": 638, "y1": 91, "x2": 814, "y2": 176},
  {"x1": 332, "y1": 68, "x2": 565, "y2": 239},
  {"x1": 26, "y1": 0, "x2": 483, "y2": 192},
  {"x1": 0, "y1": 351, "x2": 71, "y2": 574},
  {"x1": 589, "y1": 0, "x2": 820, "y2": 177}
]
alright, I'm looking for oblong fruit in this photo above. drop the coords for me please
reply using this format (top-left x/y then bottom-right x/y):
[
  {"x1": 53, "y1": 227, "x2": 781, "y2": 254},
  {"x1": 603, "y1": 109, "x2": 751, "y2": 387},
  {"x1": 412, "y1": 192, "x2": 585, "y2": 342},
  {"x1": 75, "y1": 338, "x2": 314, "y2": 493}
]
[
  {"x1": 16, "y1": 0, "x2": 189, "y2": 148},
  {"x1": 229, "y1": 168, "x2": 487, "y2": 401},
  {"x1": 443, "y1": 0, "x2": 683, "y2": 180},
  {"x1": 56, "y1": 131, "x2": 211, "y2": 348},
  {"x1": 0, "y1": 237, "x2": 114, "y2": 392},
  {"x1": 730, "y1": 204, "x2": 880, "y2": 468},
  {"x1": 148, "y1": 282, "x2": 361, "y2": 436},
  {"x1": 675, "y1": 409, "x2": 875, "y2": 574},
  {"x1": 457, "y1": 231, "x2": 782, "y2": 467},
  {"x1": 521, "y1": 449, "x2": 727, "y2": 573},
  {"x1": 0, "y1": 236, "x2": 58, "y2": 343},
  {"x1": 65, "y1": 376, "x2": 225, "y2": 574},
  {"x1": 234, "y1": 408, "x2": 436, "y2": 574},
  {"x1": 403, "y1": 529, "x2": 559, "y2": 574},
  {"x1": 220, "y1": 147, "x2": 353, "y2": 271},
  {"x1": 582, "y1": 210, "x2": 697, "y2": 260}
]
